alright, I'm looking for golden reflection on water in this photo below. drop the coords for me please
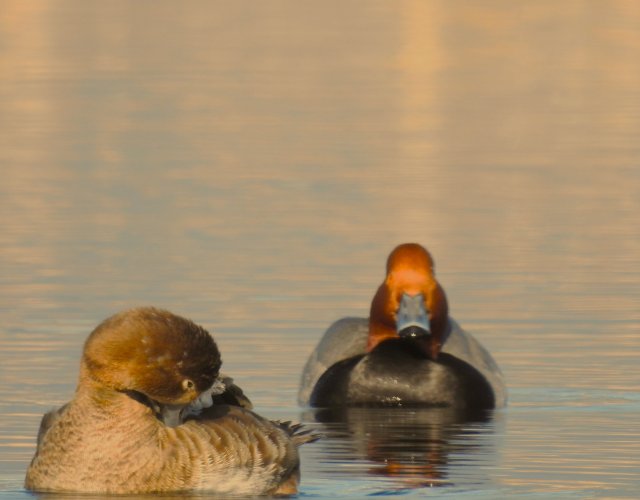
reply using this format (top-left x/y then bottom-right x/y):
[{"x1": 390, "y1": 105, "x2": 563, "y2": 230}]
[{"x1": 1, "y1": 1, "x2": 640, "y2": 498}]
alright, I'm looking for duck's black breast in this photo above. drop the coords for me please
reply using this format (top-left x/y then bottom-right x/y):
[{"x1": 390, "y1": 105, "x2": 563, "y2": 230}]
[{"x1": 309, "y1": 338, "x2": 495, "y2": 409}]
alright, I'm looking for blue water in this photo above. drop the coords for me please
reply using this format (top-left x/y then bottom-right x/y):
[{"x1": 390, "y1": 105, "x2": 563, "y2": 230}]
[{"x1": 1, "y1": 1, "x2": 639, "y2": 498}]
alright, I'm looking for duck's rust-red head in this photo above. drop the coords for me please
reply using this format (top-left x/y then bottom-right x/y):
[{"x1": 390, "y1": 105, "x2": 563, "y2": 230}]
[{"x1": 368, "y1": 243, "x2": 449, "y2": 360}]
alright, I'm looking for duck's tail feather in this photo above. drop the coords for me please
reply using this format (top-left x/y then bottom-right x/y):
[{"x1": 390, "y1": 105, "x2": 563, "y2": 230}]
[{"x1": 273, "y1": 420, "x2": 321, "y2": 445}]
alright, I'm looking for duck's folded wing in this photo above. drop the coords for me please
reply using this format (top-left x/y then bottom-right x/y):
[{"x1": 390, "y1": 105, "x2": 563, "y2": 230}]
[
  {"x1": 441, "y1": 319, "x2": 507, "y2": 407},
  {"x1": 298, "y1": 317, "x2": 369, "y2": 405},
  {"x1": 161, "y1": 405, "x2": 301, "y2": 495}
]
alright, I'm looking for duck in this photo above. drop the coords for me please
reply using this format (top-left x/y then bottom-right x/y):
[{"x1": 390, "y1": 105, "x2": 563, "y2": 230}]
[
  {"x1": 298, "y1": 243, "x2": 506, "y2": 409},
  {"x1": 25, "y1": 307, "x2": 316, "y2": 495}
]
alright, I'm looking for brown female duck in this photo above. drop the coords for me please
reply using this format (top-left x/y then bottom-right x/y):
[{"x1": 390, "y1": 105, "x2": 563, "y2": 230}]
[{"x1": 26, "y1": 307, "x2": 314, "y2": 495}]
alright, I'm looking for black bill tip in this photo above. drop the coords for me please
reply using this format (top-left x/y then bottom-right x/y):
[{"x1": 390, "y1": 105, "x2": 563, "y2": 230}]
[{"x1": 398, "y1": 325, "x2": 431, "y2": 340}]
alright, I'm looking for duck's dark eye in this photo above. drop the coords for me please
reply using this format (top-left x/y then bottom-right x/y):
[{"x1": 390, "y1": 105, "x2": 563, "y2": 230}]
[{"x1": 182, "y1": 379, "x2": 195, "y2": 391}]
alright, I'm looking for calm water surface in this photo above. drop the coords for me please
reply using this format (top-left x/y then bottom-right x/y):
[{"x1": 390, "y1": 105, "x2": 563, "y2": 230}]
[{"x1": 1, "y1": 1, "x2": 639, "y2": 498}]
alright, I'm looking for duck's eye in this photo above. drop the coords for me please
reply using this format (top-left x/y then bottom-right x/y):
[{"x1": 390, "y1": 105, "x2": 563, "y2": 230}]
[{"x1": 182, "y1": 379, "x2": 195, "y2": 391}]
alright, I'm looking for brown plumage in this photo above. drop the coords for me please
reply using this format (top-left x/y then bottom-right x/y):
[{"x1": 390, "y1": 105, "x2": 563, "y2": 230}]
[{"x1": 25, "y1": 307, "x2": 315, "y2": 495}]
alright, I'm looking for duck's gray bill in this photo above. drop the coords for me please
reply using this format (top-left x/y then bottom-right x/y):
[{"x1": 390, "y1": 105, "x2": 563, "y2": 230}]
[{"x1": 396, "y1": 292, "x2": 431, "y2": 339}]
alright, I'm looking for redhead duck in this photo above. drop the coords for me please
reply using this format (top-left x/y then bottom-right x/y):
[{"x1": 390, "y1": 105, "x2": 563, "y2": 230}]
[
  {"x1": 25, "y1": 307, "x2": 315, "y2": 495},
  {"x1": 298, "y1": 243, "x2": 506, "y2": 409}
]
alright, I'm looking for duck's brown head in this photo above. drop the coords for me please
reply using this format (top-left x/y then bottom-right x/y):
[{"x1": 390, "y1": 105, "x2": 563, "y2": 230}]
[
  {"x1": 368, "y1": 243, "x2": 449, "y2": 360},
  {"x1": 81, "y1": 307, "x2": 221, "y2": 405}
]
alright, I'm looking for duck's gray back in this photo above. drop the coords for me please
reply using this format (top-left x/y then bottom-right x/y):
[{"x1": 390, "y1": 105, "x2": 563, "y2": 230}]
[
  {"x1": 298, "y1": 317, "x2": 368, "y2": 405},
  {"x1": 442, "y1": 319, "x2": 507, "y2": 407},
  {"x1": 298, "y1": 317, "x2": 506, "y2": 408}
]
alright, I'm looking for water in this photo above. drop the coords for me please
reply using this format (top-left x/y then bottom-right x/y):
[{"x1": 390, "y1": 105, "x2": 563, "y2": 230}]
[{"x1": 1, "y1": 1, "x2": 639, "y2": 498}]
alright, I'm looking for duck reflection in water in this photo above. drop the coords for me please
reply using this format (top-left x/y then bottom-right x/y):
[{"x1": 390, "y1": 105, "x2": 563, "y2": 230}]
[{"x1": 305, "y1": 406, "x2": 495, "y2": 490}]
